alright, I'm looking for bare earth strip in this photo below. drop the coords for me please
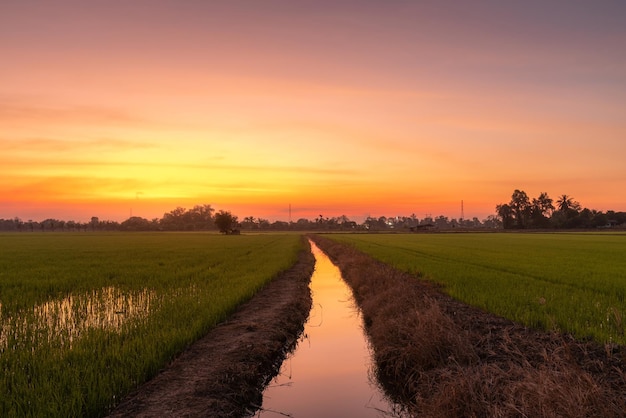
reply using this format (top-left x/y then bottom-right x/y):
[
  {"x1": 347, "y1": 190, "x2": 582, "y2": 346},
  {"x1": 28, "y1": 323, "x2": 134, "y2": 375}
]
[
  {"x1": 108, "y1": 239, "x2": 314, "y2": 418},
  {"x1": 310, "y1": 235, "x2": 626, "y2": 418},
  {"x1": 109, "y1": 234, "x2": 626, "y2": 418}
]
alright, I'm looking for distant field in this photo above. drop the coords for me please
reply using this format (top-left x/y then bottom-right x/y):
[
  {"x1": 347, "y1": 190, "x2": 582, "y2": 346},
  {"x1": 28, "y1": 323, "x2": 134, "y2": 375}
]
[
  {"x1": 0, "y1": 232, "x2": 302, "y2": 417},
  {"x1": 327, "y1": 232, "x2": 626, "y2": 345}
]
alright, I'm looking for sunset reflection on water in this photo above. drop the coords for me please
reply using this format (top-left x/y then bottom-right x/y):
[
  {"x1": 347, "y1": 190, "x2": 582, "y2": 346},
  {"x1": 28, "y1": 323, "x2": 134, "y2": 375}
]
[
  {"x1": 257, "y1": 241, "x2": 399, "y2": 417},
  {"x1": 0, "y1": 287, "x2": 157, "y2": 350}
]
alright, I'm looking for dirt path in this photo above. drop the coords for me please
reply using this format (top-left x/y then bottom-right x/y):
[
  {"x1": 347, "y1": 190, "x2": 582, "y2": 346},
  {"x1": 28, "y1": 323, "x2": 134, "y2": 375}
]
[
  {"x1": 108, "y1": 240, "x2": 315, "y2": 418},
  {"x1": 109, "y1": 235, "x2": 626, "y2": 417},
  {"x1": 310, "y1": 235, "x2": 626, "y2": 418}
]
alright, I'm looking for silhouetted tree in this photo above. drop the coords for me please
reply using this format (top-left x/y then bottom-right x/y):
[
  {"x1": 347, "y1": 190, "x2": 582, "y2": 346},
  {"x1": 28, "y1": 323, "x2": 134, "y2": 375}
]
[
  {"x1": 434, "y1": 215, "x2": 449, "y2": 229},
  {"x1": 160, "y1": 207, "x2": 187, "y2": 230},
  {"x1": 270, "y1": 220, "x2": 289, "y2": 230},
  {"x1": 241, "y1": 216, "x2": 257, "y2": 229},
  {"x1": 496, "y1": 204, "x2": 512, "y2": 229},
  {"x1": 483, "y1": 214, "x2": 501, "y2": 229},
  {"x1": 509, "y1": 189, "x2": 531, "y2": 228},
  {"x1": 186, "y1": 204, "x2": 214, "y2": 230},
  {"x1": 120, "y1": 216, "x2": 153, "y2": 231},
  {"x1": 552, "y1": 194, "x2": 582, "y2": 227},
  {"x1": 530, "y1": 192, "x2": 554, "y2": 228},
  {"x1": 295, "y1": 218, "x2": 312, "y2": 229},
  {"x1": 556, "y1": 194, "x2": 581, "y2": 213},
  {"x1": 214, "y1": 210, "x2": 238, "y2": 234}
]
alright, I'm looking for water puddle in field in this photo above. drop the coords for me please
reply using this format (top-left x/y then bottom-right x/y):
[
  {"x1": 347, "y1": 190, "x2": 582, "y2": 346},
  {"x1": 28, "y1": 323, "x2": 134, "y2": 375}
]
[
  {"x1": 0, "y1": 287, "x2": 157, "y2": 350},
  {"x1": 254, "y1": 241, "x2": 402, "y2": 417}
]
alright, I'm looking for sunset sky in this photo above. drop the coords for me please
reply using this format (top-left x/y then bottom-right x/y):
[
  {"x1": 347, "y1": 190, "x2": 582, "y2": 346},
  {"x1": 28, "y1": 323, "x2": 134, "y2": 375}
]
[{"x1": 2, "y1": 1, "x2": 625, "y2": 223}]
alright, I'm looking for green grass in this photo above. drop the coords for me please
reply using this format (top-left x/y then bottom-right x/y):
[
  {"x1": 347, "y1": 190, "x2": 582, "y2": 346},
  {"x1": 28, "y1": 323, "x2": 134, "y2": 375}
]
[
  {"x1": 0, "y1": 232, "x2": 303, "y2": 417},
  {"x1": 326, "y1": 232, "x2": 626, "y2": 345}
]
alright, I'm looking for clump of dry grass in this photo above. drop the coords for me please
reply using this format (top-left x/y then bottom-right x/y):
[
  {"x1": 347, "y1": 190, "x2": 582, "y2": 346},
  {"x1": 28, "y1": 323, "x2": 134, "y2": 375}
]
[
  {"x1": 413, "y1": 353, "x2": 624, "y2": 417},
  {"x1": 311, "y1": 235, "x2": 626, "y2": 418}
]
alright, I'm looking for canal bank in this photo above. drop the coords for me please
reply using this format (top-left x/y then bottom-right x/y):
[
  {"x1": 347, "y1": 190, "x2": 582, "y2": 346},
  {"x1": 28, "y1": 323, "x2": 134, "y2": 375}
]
[
  {"x1": 311, "y1": 235, "x2": 626, "y2": 417},
  {"x1": 256, "y1": 241, "x2": 400, "y2": 417},
  {"x1": 108, "y1": 238, "x2": 315, "y2": 417}
]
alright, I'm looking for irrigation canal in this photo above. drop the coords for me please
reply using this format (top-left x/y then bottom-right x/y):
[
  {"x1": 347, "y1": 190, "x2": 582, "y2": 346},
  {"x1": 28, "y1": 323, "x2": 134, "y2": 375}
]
[{"x1": 255, "y1": 241, "x2": 401, "y2": 417}]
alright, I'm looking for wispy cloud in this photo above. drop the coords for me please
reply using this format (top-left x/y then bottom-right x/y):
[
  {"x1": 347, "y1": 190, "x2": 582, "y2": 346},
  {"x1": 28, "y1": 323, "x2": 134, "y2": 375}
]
[
  {"x1": 2, "y1": 137, "x2": 159, "y2": 152},
  {"x1": 0, "y1": 155, "x2": 357, "y2": 176},
  {"x1": 1, "y1": 175, "x2": 147, "y2": 201},
  {"x1": 0, "y1": 101, "x2": 146, "y2": 126}
]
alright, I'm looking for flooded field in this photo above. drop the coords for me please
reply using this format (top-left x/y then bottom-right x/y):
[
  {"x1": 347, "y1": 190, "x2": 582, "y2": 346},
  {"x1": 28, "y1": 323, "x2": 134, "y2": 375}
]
[
  {"x1": 256, "y1": 241, "x2": 400, "y2": 417},
  {"x1": 0, "y1": 286, "x2": 156, "y2": 349},
  {"x1": 0, "y1": 232, "x2": 305, "y2": 417}
]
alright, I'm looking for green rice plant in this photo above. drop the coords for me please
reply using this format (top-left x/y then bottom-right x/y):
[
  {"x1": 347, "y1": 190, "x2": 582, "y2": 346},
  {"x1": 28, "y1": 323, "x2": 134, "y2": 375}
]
[
  {"x1": 0, "y1": 232, "x2": 302, "y2": 417},
  {"x1": 327, "y1": 232, "x2": 626, "y2": 345}
]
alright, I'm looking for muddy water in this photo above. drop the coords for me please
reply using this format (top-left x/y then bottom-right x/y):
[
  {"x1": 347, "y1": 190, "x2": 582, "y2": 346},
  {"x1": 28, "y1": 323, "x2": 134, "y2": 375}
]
[{"x1": 256, "y1": 241, "x2": 400, "y2": 417}]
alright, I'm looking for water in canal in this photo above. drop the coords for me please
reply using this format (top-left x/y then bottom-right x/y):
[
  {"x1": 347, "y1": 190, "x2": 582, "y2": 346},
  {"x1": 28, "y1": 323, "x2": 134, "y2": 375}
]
[{"x1": 256, "y1": 241, "x2": 401, "y2": 417}]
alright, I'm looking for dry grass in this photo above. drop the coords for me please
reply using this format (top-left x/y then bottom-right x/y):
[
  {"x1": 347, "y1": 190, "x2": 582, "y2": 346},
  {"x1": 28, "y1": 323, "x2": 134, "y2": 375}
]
[{"x1": 311, "y1": 235, "x2": 626, "y2": 418}]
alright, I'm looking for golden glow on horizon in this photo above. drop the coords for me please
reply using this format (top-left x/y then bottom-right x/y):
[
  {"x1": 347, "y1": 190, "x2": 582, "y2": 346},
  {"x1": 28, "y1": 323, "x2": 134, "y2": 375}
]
[{"x1": 1, "y1": 2, "x2": 625, "y2": 222}]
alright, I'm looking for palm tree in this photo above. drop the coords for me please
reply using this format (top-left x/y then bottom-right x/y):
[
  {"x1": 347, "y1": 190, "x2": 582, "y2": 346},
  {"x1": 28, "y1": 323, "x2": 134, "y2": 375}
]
[
  {"x1": 557, "y1": 194, "x2": 575, "y2": 212},
  {"x1": 535, "y1": 192, "x2": 554, "y2": 217}
]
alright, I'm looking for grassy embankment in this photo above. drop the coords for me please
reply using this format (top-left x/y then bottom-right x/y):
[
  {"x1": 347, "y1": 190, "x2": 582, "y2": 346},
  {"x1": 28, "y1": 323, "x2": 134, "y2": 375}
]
[
  {"x1": 312, "y1": 234, "x2": 626, "y2": 417},
  {"x1": 0, "y1": 232, "x2": 302, "y2": 417},
  {"x1": 327, "y1": 232, "x2": 626, "y2": 345}
]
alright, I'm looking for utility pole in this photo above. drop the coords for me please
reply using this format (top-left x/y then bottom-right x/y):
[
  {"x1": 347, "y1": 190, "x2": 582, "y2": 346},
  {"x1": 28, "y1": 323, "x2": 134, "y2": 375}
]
[{"x1": 461, "y1": 200, "x2": 464, "y2": 222}]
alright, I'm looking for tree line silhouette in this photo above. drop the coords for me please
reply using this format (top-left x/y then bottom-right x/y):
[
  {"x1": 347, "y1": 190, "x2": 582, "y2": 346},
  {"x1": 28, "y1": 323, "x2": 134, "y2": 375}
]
[
  {"x1": 0, "y1": 192, "x2": 624, "y2": 232},
  {"x1": 496, "y1": 189, "x2": 626, "y2": 229}
]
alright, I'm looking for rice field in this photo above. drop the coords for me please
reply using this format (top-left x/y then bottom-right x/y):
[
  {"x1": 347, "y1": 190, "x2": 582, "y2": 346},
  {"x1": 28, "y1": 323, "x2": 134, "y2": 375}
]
[
  {"x1": 326, "y1": 232, "x2": 626, "y2": 345},
  {"x1": 0, "y1": 232, "x2": 303, "y2": 417}
]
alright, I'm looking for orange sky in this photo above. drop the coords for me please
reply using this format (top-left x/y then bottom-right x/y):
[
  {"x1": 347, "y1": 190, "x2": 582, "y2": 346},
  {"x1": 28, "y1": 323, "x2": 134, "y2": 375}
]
[{"x1": 2, "y1": 1, "x2": 625, "y2": 222}]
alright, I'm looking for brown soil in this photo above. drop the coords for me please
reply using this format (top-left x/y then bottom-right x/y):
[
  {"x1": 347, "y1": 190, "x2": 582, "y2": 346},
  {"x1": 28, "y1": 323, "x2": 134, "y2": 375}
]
[
  {"x1": 310, "y1": 235, "x2": 626, "y2": 418},
  {"x1": 107, "y1": 238, "x2": 315, "y2": 418},
  {"x1": 108, "y1": 234, "x2": 626, "y2": 418}
]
